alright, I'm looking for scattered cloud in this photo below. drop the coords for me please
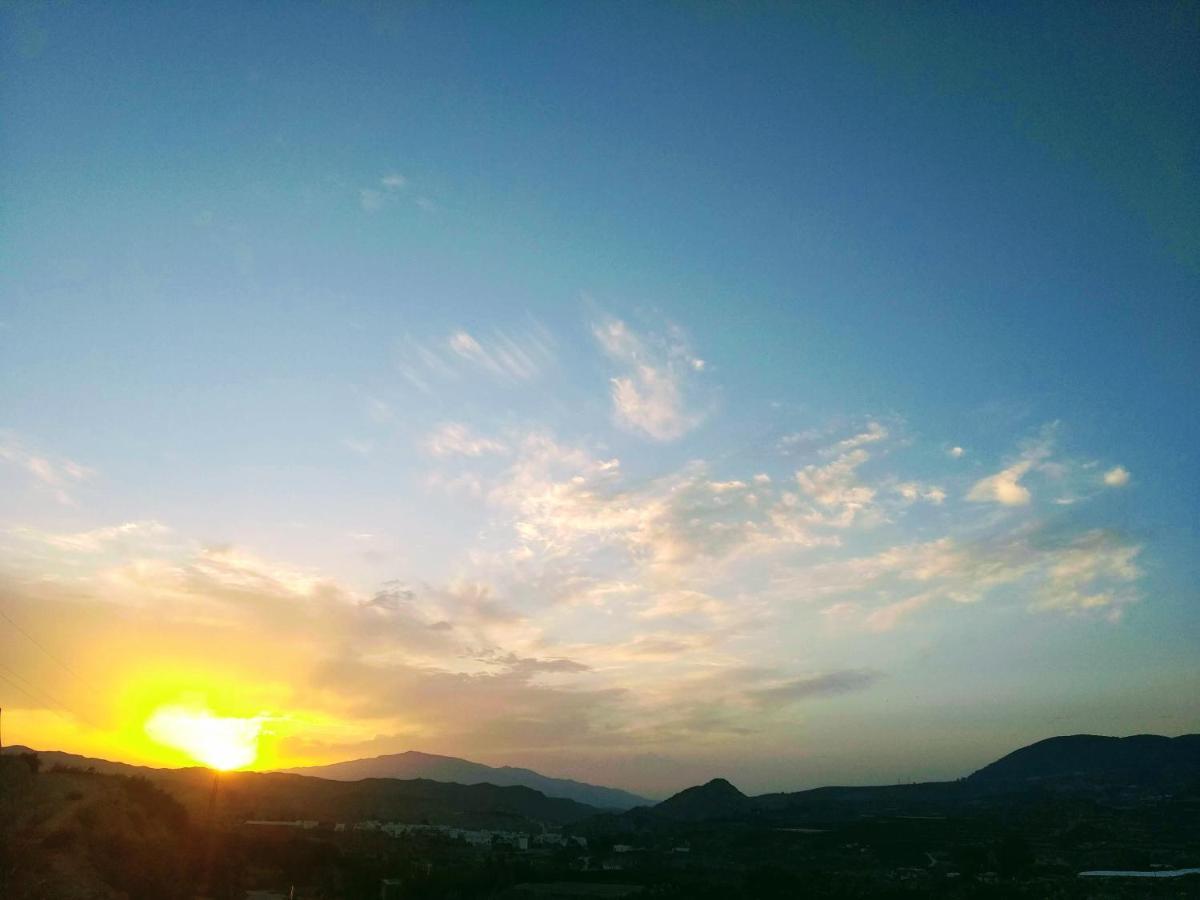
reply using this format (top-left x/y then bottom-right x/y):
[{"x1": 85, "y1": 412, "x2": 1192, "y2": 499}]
[
  {"x1": 948, "y1": 446, "x2": 965, "y2": 459},
  {"x1": 1103, "y1": 466, "x2": 1130, "y2": 487},
  {"x1": 0, "y1": 397, "x2": 1154, "y2": 787},
  {"x1": 792, "y1": 446, "x2": 880, "y2": 527},
  {"x1": 894, "y1": 481, "x2": 946, "y2": 505},
  {"x1": 796, "y1": 525, "x2": 1142, "y2": 631},
  {"x1": 592, "y1": 316, "x2": 705, "y2": 441}
]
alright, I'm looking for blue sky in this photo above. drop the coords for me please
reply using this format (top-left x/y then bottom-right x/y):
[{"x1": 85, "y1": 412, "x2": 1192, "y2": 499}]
[{"x1": 0, "y1": 2, "x2": 1196, "y2": 794}]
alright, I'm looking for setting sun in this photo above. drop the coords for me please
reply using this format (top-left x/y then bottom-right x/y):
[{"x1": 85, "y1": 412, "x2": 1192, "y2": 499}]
[{"x1": 144, "y1": 704, "x2": 264, "y2": 771}]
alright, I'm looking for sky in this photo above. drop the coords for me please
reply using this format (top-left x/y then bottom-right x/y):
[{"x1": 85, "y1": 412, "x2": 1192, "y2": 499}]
[{"x1": 0, "y1": 1, "x2": 1197, "y2": 797}]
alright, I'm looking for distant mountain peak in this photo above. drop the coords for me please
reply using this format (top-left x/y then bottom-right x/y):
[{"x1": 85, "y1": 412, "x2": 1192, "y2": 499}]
[
  {"x1": 654, "y1": 776, "x2": 750, "y2": 821},
  {"x1": 688, "y1": 777, "x2": 746, "y2": 799}
]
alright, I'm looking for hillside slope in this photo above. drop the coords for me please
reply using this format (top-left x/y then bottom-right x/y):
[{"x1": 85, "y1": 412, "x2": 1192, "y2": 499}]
[{"x1": 0, "y1": 755, "x2": 193, "y2": 900}]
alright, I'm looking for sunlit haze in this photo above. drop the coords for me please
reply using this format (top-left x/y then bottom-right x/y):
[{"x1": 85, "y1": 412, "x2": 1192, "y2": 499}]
[{"x1": 0, "y1": 3, "x2": 1196, "y2": 798}]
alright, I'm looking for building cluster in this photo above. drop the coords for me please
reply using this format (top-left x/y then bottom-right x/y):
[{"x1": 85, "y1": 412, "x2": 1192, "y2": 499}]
[{"x1": 241, "y1": 818, "x2": 587, "y2": 852}]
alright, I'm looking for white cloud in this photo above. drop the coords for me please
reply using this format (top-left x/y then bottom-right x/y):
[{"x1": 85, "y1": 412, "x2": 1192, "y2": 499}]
[
  {"x1": 793, "y1": 448, "x2": 879, "y2": 527},
  {"x1": 966, "y1": 430, "x2": 1059, "y2": 506},
  {"x1": 593, "y1": 316, "x2": 705, "y2": 441},
  {"x1": 424, "y1": 423, "x2": 509, "y2": 458},
  {"x1": 381, "y1": 173, "x2": 407, "y2": 191},
  {"x1": 948, "y1": 446, "x2": 965, "y2": 459},
  {"x1": 894, "y1": 481, "x2": 946, "y2": 505},
  {"x1": 1103, "y1": 466, "x2": 1130, "y2": 487},
  {"x1": 828, "y1": 421, "x2": 888, "y2": 454}
]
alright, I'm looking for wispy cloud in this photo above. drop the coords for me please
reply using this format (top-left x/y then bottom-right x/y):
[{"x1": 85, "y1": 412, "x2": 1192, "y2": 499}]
[
  {"x1": 424, "y1": 423, "x2": 509, "y2": 458},
  {"x1": 397, "y1": 322, "x2": 556, "y2": 392},
  {"x1": 746, "y1": 668, "x2": 882, "y2": 704},
  {"x1": 592, "y1": 316, "x2": 706, "y2": 441},
  {"x1": 12, "y1": 520, "x2": 171, "y2": 554},
  {"x1": 0, "y1": 433, "x2": 94, "y2": 505},
  {"x1": 359, "y1": 171, "x2": 409, "y2": 212}
]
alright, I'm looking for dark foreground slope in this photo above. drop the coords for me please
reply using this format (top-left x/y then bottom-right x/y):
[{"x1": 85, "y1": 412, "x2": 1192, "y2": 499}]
[
  {"x1": 0, "y1": 754, "x2": 194, "y2": 900},
  {"x1": 280, "y1": 750, "x2": 650, "y2": 810}
]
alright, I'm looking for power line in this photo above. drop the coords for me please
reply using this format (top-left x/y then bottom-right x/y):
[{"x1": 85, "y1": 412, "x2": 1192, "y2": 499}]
[
  {"x1": 0, "y1": 604, "x2": 88, "y2": 685},
  {"x1": 0, "y1": 669, "x2": 76, "y2": 725},
  {"x1": 0, "y1": 660, "x2": 78, "y2": 721}
]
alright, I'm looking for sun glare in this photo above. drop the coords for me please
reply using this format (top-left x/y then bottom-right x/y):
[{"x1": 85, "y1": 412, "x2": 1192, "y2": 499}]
[{"x1": 144, "y1": 704, "x2": 263, "y2": 770}]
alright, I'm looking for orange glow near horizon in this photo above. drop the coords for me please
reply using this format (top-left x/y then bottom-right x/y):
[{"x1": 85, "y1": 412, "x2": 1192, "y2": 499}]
[{"x1": 143, "y1": 703, "x2": 264, "y2": 771}]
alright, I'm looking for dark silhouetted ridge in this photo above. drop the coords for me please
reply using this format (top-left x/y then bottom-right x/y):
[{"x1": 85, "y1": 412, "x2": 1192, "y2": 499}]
[
  {"x1": 967, "y1": 733, "x2": 1200, "y2": 788},
  {"x1": 278, "y1": 750, "x2": 649, "y2": 810},
  {"x1": 654, "y1": 777, "x2": 750, "y2": 821}
]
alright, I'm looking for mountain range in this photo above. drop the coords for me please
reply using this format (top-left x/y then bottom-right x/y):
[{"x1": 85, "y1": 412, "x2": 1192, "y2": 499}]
[
  {"x1": 277, "y1": 750, "x2": 650, "y2": 810},
  {"x1": 0, "y1": 744, "x2": 648, "y2": 810},
  {"x1": 6, "y1": 732, "x2": 1196, "y2": 826},
  {"x1": 630, "y1": 733, "x2": 1200, "y2": 826}
]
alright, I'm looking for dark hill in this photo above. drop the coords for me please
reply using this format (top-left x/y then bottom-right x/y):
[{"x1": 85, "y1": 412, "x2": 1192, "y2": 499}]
[
  {"x1": 190, "y1": 771, "x2": 600, "y2": 828},
  {"x1": 595, "y1": 732, "x2": 1200, "y2": 832},
  {"x1": 278, "y1": 750, "x2": 649, "y2": 810},
  {"x1": 0, "y1": 755, "x2": 193, "y2": 899},
  {"x1": 653, "y1": 778, "x2": 751, "y2": 822},
  {"x1": 967, "y1": 733, "x2": 1200, "y2": 788}
]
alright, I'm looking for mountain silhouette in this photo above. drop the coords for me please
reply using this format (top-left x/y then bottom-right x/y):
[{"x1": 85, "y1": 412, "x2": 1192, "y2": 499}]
[
  {"x1": 652, "y1": 777, "x2": 751, "y2": 822},
  {"x1": 278, "y1": 750, "x2": 650, "y2": 810},
  {"x1": 594, "y1": 731, "x2": 1200, "y2": 828},
  {"x1": 0, "y1": 746, "x2": 600, "y2": 827},
  {"x1": 967, "y1": 733, "x2": 1200, "y2": 787}
]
